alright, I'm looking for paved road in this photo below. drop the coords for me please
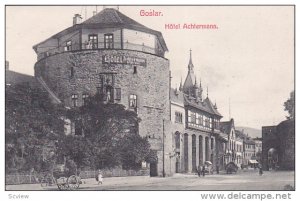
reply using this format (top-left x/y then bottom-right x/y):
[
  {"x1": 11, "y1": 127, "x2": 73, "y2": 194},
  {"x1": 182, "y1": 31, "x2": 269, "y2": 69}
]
[{"x1": 6, "y1": 170, "x2": 294, "y2": 191}]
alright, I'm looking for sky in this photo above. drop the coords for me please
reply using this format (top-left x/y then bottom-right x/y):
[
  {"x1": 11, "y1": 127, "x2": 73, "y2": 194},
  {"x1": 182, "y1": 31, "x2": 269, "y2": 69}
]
[{"x1": 5, "y1": 6, "x2": 294, "y2": 129}]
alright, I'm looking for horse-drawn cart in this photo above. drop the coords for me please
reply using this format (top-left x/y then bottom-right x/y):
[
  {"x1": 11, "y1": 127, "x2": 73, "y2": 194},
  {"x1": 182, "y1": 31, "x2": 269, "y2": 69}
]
[{"x1": 52, "y1": 164, "x2": 81, "y2": 190}]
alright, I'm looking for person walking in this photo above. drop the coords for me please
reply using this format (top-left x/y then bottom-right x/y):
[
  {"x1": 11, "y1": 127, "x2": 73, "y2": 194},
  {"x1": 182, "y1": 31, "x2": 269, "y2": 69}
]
[
  {"x1": 97, "y1": 170, "x2": 103, "y2": 185},
  {"x1": 197, "y1": 166, "x2": 201, "y2": 177},
  {"x1": 259, "y1": 165, "x2": 263, "y2": 176},
  {"x1": 257, "y1": 164, "x2": 263, "y2": 176},
  {"x1": 202, "y1": 165, "x2": 205, "y2": 177}
]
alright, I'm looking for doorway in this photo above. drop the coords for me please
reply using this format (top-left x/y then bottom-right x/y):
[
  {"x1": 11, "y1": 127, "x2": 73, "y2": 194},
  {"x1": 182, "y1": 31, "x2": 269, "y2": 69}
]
[{"x1": 150, "y1": 162, "x2": 158, "y2": 177}]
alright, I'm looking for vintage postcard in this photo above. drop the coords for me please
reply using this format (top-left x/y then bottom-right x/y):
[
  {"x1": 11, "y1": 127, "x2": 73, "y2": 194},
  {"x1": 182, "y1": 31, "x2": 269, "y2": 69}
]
[{"x1": 4, "y1": 4, "x2": 295, "y2": 196}]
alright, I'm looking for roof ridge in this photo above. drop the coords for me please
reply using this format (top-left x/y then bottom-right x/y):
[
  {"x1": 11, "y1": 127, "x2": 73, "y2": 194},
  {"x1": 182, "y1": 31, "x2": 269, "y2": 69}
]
[{"x1": 113, "y1": 9, "x2": 123, "y2": 23}]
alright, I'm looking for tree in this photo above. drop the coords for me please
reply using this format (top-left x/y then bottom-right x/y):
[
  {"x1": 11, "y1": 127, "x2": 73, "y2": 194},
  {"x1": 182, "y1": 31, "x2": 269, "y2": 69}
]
[
  {"x1": 62, "y1": 94, "x2": 151, "y2": 170},
  {"x1": 284, "y1": 90, "x2": 295, "y2": 120},
  {"x1": 5, "y1": 83, "x2": 65, "y2": 173}
]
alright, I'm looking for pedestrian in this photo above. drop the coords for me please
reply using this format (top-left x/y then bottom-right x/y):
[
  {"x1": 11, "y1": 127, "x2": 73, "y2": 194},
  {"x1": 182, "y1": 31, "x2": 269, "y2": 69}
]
[
  {"x1": 202, "y1": 165, "x2": 205, "y2": 177},
  {"x1": 197, "y1": 166, "x2": 201, "y2": 177},
  {"x1": 97, "y1": 170, "x2": 103, "y2": 185},
  {"x1": 258, "y1": 164, "x2": 263, "y2": 176}
]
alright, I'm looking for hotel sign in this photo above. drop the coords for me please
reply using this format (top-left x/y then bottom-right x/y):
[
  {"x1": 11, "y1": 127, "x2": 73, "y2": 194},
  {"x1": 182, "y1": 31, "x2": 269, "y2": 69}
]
[{"x1": 102, "y1": 54, "x2": 147, "y2": 67}]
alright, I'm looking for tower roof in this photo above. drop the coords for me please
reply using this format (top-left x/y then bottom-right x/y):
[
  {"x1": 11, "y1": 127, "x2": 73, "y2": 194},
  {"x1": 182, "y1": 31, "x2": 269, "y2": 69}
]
[
  {"x1": 183, "y1": 49, "x2": 196, "y2": 93},
  {"x1": 33, "y1": 8, "x2": 168, "y2": 52}
]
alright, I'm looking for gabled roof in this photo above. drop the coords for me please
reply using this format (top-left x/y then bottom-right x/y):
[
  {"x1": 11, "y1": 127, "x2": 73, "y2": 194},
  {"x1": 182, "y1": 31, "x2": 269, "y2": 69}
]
[
  {"x1": 235, "y1": 130, "x2": 255, "y2": 144},
  {"x1": 220, "y1": 119, "x2": 234, "y2": 134},
  {"x1": 203, "y1": 97, "x2": 222, "y2": 117},
  {"x1": 5, "y1": 70, "x2": 37, "y2": 87},
  {"x1": 182, "y1": 71, "x2": 195, "y2": 94},
  {"x1": 33, "y1": 8, "x2": 168, "y2": 52},
  {"x1": 170, "y1": 88, "x2": 184, "y2": 105},
  {"x1": 184, "y1": 95, "x2": 222, "y2": 117},
  {"x1": 5, "y1": 70, "x2": 61, "y2": 104}
]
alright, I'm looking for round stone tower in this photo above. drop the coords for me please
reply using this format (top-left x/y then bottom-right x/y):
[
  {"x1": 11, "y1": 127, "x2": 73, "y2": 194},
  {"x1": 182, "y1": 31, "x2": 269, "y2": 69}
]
[{"x1": 33, "y1": 8, "x2": 170, "y2": 176}]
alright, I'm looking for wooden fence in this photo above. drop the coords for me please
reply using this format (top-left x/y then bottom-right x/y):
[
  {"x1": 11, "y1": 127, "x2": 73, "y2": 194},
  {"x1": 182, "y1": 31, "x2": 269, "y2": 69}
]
[{"x1": 6, "y1": 169, "x2": 149, "y2": 185}]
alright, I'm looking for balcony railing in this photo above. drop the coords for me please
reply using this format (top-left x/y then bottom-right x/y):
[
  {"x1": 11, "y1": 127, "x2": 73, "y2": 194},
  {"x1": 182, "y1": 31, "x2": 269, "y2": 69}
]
[{"x1": 37, "y1": 41, "x2": 163, "y2": 61}]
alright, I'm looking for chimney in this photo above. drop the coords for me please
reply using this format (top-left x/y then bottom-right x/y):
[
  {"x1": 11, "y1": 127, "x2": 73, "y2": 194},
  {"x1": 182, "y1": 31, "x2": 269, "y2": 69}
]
[
  {"x1": 73, "y1": 14, "x2": 82, "y2": 25},
  {"x1": 5, "y1": 60, "x2": 9, "y2": 70}
]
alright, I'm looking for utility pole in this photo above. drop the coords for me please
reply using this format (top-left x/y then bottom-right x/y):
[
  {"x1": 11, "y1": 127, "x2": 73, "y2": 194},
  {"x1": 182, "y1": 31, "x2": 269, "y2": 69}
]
[{"x1": 162, "y1": 119, "x2": 165, "y2": 177}]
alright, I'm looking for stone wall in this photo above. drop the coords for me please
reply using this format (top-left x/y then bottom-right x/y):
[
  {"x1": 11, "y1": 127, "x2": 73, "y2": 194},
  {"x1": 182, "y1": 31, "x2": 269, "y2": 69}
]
[
  {"x1": 262, "y1": 120, "x2": 295, "y2": 171},
  {"x1": 35, "y1": 49, "x2": 170, "y2": 176},
  {"x1": 277, "y1": 120, "x2": 295, "y2": 170}
]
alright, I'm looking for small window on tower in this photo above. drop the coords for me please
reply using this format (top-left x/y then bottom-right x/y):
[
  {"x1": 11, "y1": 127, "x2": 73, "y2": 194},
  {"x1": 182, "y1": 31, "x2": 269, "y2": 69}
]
[
  {"x1": 133, "y1": 66, "x2": 137, "y2": 74},
  {"x1": 129, "y1": 94, "x2": 137, "y2": 108},
  {"x1": 70, "y1": 67, "x2": 74, "y2": 78},
  {"x1": 82, "y1": 94, "x2": 89, "y2": 105},
  {"x1": 115, "y1": 88, "x2": 121, "y2": 100},
  {"x1": 71, "y1": 94, "x2": 78, "y2": 107}
]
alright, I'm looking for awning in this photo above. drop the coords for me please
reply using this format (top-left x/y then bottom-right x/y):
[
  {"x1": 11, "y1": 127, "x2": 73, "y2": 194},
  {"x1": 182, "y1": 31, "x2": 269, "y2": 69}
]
[
  {"x1": 205, "y1": 161, "x2": 212, "y2": 165},
  {"x1": 249, "y1": 160, "x2": 258, "y2": 164}
]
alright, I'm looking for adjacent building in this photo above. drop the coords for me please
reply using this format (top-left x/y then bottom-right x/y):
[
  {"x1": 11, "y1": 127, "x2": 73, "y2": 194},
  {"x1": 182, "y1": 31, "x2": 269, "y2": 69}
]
[
  {"x1": 262, "y1": 119, "x2": 295, "y2": 171},
  {"x1": 236, "y1": 131, "x2": 256, "y2": 167},
  {"x1": 219, "y1": 119, "x2": 244, "y2": 168},
  {"x1": 169, "y1": 51, "x2": 228, "y2": 173},
  {"x1": 253, "y1": 137, "x2": 262, "y2": 163}
]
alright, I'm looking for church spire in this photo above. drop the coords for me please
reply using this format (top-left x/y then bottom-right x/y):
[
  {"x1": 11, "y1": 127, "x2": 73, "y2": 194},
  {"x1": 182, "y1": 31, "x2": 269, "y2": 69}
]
[{"x1": 188, "y1": 49, "x2": 194, "y2": 71}]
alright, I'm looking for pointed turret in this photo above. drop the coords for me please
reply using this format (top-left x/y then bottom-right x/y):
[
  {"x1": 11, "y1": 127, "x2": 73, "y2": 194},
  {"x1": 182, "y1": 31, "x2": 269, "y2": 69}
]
[
  {"x1": 206, "y1": 86, "x2": 209, "y2": 98},
  {"x1": 188, "y1": 48, "x2": 194, "y2": 72},
  {"x1": 179, "y1": 77, "x2": 183, "y2": 91},
  {"x1": 183, "y1": 49, "x2": 196, "y2": 95},
  {"x1": 198, "y1": 78, "x2": 203, "y2": 101},
  {"x1": 193, "y1": 76, "x2": 199, "y2": 100},
  {"x1": 214, "y1": 100, "x2": 218, "y2": 109},
  {"x1": 194, "y1": 76, "x2": 198, "y2": 87}
]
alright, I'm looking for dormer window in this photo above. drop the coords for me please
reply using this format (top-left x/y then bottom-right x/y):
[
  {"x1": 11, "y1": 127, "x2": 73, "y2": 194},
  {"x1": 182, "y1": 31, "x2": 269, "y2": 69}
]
[
  {"x1": 88, "y1": 34, "x2": 98, "y2": 49},
  {"x1": 65, "y1": 40, "x2": 72, "y2": 51},
  {"x1": 104, "y1": 34, "x2": 114, "y2": 49}
]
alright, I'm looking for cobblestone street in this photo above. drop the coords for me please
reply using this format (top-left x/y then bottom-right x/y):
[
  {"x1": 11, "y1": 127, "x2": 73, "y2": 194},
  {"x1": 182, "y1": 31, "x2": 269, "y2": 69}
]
[{"x1": 6, "y1": 170, "x2": 294, "y2": 191}]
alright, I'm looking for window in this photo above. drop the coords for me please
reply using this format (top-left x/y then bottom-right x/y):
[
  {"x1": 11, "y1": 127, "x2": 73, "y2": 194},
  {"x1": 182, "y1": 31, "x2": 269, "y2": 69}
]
[
  {"x1": 205, "y1": 118, "x2": 209, "y2": 127},
  {"x1": 96, "y1": 87, "x2": 102, "y2": 94},
  {"x1": 115, "y1": 88, "x2": 121, "y2": 100},
  {"x1": 70, "y1": 67, "x2": 74, "y2": 78},
  {"x1": 129, "y1": 94, "x2": 137, "y2": 108},
  {"x1": 82, "y1": 94, "x2": 89, "y2": 105},
  {"x1": 105, "y1": 86, "x2": 113, "y2": 103},
  {"x1": 88, "y1": 34, "x2": 98, "y2": 49},
  {"x1": 199, "y1": 115, "x2": 203, "y2": 125},
  {"x1": 71, "y1": 94, "x2": 78, "y2": 107},
  {"x1": 65, "y1": 40, "x2": 72, "y2": 51},
  {"x1": 175, "y1": 111, "x2": 183, "y2": 123},
  {"x1": 133, "y1": 66, "x2": 137, "y2": 74},
  {"x1": 190, "y1": 112, "x2": 196, "y2": 124},
  {"x1": 104, "y1": 34, "x2": 114, "y2": 49}
]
